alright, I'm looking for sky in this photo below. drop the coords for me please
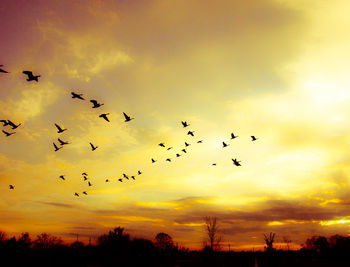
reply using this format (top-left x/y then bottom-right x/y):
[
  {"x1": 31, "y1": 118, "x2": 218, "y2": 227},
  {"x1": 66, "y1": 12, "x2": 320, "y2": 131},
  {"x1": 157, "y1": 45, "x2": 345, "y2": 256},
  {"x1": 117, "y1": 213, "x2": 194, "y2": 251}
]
[{"x1": 1, "y1": 0, "x2": 350, "y2": 250}]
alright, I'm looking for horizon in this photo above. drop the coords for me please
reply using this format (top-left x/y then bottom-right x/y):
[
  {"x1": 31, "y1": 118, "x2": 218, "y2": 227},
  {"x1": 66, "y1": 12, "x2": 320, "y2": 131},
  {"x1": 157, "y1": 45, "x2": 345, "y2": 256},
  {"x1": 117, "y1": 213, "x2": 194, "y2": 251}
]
[{"x1": 2, "y1": 0, "x2": 350, "y2": 251}]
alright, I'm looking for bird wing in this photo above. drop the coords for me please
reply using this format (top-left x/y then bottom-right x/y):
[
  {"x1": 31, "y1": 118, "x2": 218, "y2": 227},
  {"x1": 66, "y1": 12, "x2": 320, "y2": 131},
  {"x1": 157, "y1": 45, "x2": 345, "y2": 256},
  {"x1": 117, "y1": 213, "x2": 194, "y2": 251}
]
[
  {"x1": 22, "y1": 71, "x2": 33, "y2": 75},
  {"x1": 123, "y1": 112, "x2": 130, "y2": 120},
  {"x1": 55, "y1": 123, "x2": 62, "y2": 131},
  {"x1": 7, "y1": 120, "x2": 15, "y2": 127},
  {"x1": 89, "y1": 142, "x2": 94, "y2": 148},
  {"x1": 90, "y1": 100, "x2": 98, "y2": 105}
]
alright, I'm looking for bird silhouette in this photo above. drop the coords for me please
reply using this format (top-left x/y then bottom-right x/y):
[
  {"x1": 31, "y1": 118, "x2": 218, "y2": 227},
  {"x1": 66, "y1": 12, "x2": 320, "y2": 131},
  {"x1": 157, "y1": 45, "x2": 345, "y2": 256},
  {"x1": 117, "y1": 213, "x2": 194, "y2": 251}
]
[
  {"x1": 90, "y1": 142, "x2": 98, "y2": 151},
  {"x1": 151, "y1": 158, "x2": 156, "y2": 163},
  {"x1": 53, "y1": 142, "x2": 62, "y2": 151},
  {"x1": 182, "y1": 149, "x2": 187, "y2": 153},
  {"x1": 22, "y1": 71, "x2": 40, "y2": 82},
  {"x1": 55, "y1": 123, "x2": 67, "y2": 133},
  {"x1": 105, "y1": 179, "x2": 109, "y2": 182},
  {"x1": 74, "y1": 192, "x2": 79, "y2": 197},
  {"x1": 7, "y1": 120, "x2": 21, "y2": 129},
  {"x1": 176, "y1": 153, "x2": 181, "y2": 157},
  {"x1": 138, "y1": 170, "x2": 142, "y2": 175},
  {"x1": 0, "y1": 65, "x2": 9, "y2": 73},
  {"x1": 0, "y1": 120, "x2": 9, "y2": 126},
  {"x1": 222, "y1": 142, "x2": 229, "y2": 148},
  {"x1": 123, "y1": 112, "x2": 134, "y2": 122},
  {"x1": 181, "y1": 121, "x2": 190, "y2": 127},
  {"x1": 197, "y1": 140, "x2": 203, "y2": 143},
  {"x1": 88, "y1": 181, "x2": 92, "y2": 186},
  {"x1": 59, "y1": 175, "x2": 65, "y2": 180},
  {"x1": 82, "y1": 191, "x2": 88, "y2": 195},
  {"x1": 99, "y1": 113, "x2": 110, "y2": 122},
  {"x1": 212, "y1": 163, "x2": 217, "y2": 166},
  {"x1": 9, "y1": 185, "x2": 14, "y2": 189},
  {"x1": 90, "y1": 100, "x2": 104, "y2": 108},
  {"x1": 167, "y1": 147, "x2": 173, "y2": 150},
  {"x1": 83, "y1": 176, "x2": 88, "y2": 181},
  {"x1": 82, "y1": 172, "x2": 88, "y2": 176},
  {"x1": 231, "y1": 133, "x2": 238, "y2": 139},
  {"x1": 166, "y1": 158, "x2": 171, "y2": 162},
  {"x1": 58, "y1": 138, "x2": 69, "y2": 145},
  {"x1": 71, "y1": 92, "x2": 85, "y2": 100},
  {"x1": 123, "y1": 173, "x2": 129, "y2": 180},
  {"x1": 187, "y1": 131, "x2": 195, "y2": 136},
  {"x1": 185, "y1": 142, "x2": 190, "y2": 147},
  {"x1": 232, "y1": 158, "x2": 241, "y2": 166},
  {"x1": 251, "y1": 136, "x2": 258, "y2": 141},
  {"x1": 159, "y1": 143, "x2": 165, "y2": 147},
  {"x1": 131, "y1": 176, "x2": 135, "y2": 180},
  {"x1": 2, "y1": 130, "x2": 15, "y2": 137},
  {"x1": 118, "y1": 178, "x2": 123, "y2": 182}
]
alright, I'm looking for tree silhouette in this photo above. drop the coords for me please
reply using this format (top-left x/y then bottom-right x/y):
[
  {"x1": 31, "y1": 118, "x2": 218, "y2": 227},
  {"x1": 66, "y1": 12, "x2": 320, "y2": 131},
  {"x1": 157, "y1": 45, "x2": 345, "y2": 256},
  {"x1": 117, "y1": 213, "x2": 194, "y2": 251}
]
[
  {"x1": 204, "y1": 216, "x2": 221, "y2": 251},
  {"x1": 33, "y1": 233, "x2": 62, "y2": 250},
  {"x1": 264, "y1": 232, "x2": 276, "y2": 252},
  {"x1": 155, "y1": 232, "x2": 174, "y2": 252}
]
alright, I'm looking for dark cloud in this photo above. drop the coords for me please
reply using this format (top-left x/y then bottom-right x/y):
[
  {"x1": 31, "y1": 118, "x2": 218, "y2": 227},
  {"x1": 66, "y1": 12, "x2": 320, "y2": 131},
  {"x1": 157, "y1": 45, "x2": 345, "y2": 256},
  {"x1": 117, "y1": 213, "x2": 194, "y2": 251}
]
[{"x1": 39, "y1": 201, "x2": 75, "y2": 209}]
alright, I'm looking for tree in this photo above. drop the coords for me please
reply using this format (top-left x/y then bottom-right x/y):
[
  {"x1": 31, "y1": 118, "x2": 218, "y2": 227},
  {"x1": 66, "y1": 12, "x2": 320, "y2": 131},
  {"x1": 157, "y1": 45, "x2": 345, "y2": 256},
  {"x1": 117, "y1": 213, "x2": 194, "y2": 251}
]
[
  {"x1": 204, "y1": 216, "x2": 221, "y2": 251},
  {"x1": 0, "y1": 231, "x2": 7, "y2": 244},
  {"x1": 264, "y1": 232, "x2": 276, "y2": 252},
  {"x1": 283, "y1": 236, "x2": 292, "y2": 251},
  {"x1": 33, "y1": 233, "x2": 63, "y2": 250},
  {"x1": 155, "y1": 232, "x2": 174, "y2": 252},
  {"x1": 305, "y1": 236, "x2": 329, "y2": 253},
  {"x1": 97, "y1": 226, "x2": 130, "y2": 246}
]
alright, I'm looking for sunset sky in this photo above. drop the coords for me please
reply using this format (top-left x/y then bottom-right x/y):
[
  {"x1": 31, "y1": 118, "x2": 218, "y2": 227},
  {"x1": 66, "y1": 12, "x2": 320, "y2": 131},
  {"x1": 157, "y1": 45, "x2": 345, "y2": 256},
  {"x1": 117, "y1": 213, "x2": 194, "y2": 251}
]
[{"x1": 1, "y1": 0, "x2": 350, "y2": 250}]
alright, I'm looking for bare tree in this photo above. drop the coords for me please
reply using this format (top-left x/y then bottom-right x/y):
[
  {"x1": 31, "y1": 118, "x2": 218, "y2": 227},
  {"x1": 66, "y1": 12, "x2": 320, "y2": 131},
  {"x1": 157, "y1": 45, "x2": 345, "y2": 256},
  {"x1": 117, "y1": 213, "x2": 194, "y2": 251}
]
[
  {"x1": 283, "y1": 236, "x2": 292, "y2": 251},
  {"x1": 264, "y1": 232, "x2": 276, "y2": 252},
  {"x1": 0, "y1": 231, "x2": 7, "y2": 244},
  {"x1": 204, "y1": 216, "x2": 222, "y2": 251}
]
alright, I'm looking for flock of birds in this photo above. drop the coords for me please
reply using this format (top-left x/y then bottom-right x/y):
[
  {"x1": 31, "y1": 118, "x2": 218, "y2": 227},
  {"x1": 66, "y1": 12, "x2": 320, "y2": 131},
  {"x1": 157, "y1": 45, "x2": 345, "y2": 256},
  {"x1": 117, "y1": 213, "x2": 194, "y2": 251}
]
[{"x1": 1, "y1": 64, "x2": 258, "y2": 197}]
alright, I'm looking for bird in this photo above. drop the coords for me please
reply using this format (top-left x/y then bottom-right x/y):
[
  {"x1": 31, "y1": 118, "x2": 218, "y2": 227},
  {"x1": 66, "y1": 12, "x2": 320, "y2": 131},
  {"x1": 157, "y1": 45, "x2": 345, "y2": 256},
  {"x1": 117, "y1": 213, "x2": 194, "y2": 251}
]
[
  {"x1": 182, "y1": 149, "x2": 187, "y2": 153},
  {"x1": 197, "y1": 140, "x2": 203, "y2": 143},
  {"x1": 90, "y1": 142, "x2": 98, "y2": 151},
  {"x1": 222, "y1": 142, "x2": 229, "y2": 148},
  {"x1": 9, "y1": 185, "x2": 14, "y2": 189},
  {"x1": 181, "y1": 121, "x2": 190, "y2": 128},
  {"x1": 71, "y1": 92, "x2": 85, "y2": 100},
  {"x1": 176, "y1": 153, "x2": 181, "y2": 157},
  {"x1": 118, "y1": 178, "x2": 123, "y2": 182},
  {"x1": 54, "y1": 123, "x2": 67, "y2": 133},
  {"x1": 232, "y1": 158, "x2": 241, "y2": 166},
  {"x1": 90, "y1": 100, "x2": 104, "y2": 108},
  {"x1": 83, "y1": 176, "x2": 88, "y2": 181},
  {"x1": 53, "y1": 142, "x2": 62, "y2": 152},
  {"x1": 167, "y1": 147, "x2": 173, "y2": 150},
  {"x1": 251, "y1": 136, "x2": 258, "y2": 141},
  {"x1": 88, "y1": 181, "x2": 92, "y2": 187},
  {"x1": 0, "y1": 120, "x2": 9, "y2": 126},
  {"x1": 105, "y1": 179, "x2": 109, "y2": 182},
  {"x1": 22, "y1": 71, "x2": 40, "y2": 82},
  {"x1": 231, "y1": 133, "x2": 238, "y2": 139},
  {"x1": 74, "y1": 193, "x2": 79, "y2": 197},
  {"x1": 7, "y1": 120, "x2": 21, "y2": 130},
  {"x1": 82, "y1": 191, "x2": 88, "y2": 195},
  {"x1": 0, "y1": 65, "x2": 9, "y2": 73},
  {"x1": 151, "y1": 158, "x2": 156, "y2": 163},
  {"x1": 166, "y1": 158, "x2": 171, "y2": 162},
  {"x1": 123, "y1": 173, "x2": 129, "y2": 180},
  {"x1": 159, "y1": 143, "x2": 165, "y2": 147},
  {"x1": 138, "y1": 170, "x2": 142, "y2": 175},
  {"x1": 59, "y1": 175, "x2": 65, "y2": 180},
  {"x1": 131, "y1": 176, "x2": 135, "y2": 180},
  {"x1": 2, "y1": 130, "x2": 15, "y2": 137},
  {"x1": 185, "y1": 142, "x2": 190, "y2": 147},
  {"x1": 187, "y1": 131, "x2": 195, "y2": 136},
  {"x1": 99, "y1": 113, "x2": 110, "y2": 122},
  {"x1": 82, "y1": 172, "x2": 88, "y2": 176},
  {"x1": 212, "y1": 163, "x2": 217, "y2": 166},
  {"x1": 58, "y1": 138, "x2": 69, "y2": 145},
  {"x1": 123, "y1": 112, "x2": 134, "y2": 122}
]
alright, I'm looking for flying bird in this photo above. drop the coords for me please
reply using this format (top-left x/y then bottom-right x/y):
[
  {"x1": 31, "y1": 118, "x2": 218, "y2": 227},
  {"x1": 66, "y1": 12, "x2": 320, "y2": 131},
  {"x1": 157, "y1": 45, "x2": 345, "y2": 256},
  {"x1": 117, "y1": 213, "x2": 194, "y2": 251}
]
[
  {"x1": 212, "y1": 163, "x2": 217, "y2": 166},
  {"x1": 74, "y1": 193, "x2": 79, "y2": 197},
  {"x1": 185, "y1": 142, "x2": 190, "y2": 147},
  {"x1": 0, "y1": 120, "x2": 9, "y2": 126},
  {"x1": 158, "y1": 143, "x2": 165, "y2": 147},
  {"x1": 232, "y1": 158, "x2": 241, "y2": 166},
  {"x1": 7, "y1": 120, "x2": 21, "y2": 129},
  {"x1": 99, "y1": 113, "x2": 110, "y2": 122},
  {"x1": 59, "y1": 175, "x2": 65, "y2": 180},
  {"x1": 105, "y1": 179, "x2": 110, "y2": 182},
  {"x1": 58, "y1": 138, "x2": 69, "y2": 145},
  {"x1": 123, "y1": 173, "x2": 129, "y2": 180},
  {"x1": 82, "y1": 191, "x2": 88, "y2": 195},
  {"x1": 83, "y1": 176, "x2": 88, "y2": 181},
  {"x1": 181, "y1": 121, "x2": 190, "y2": 128},
  {"x1": 2, "y1": 130, "x2": 15, "y2": 137},
  {"x1": 90, "y1": 100, "x2": 104, "y2": 108},
  {"x1": 88, "y1": 181, "x2": 92, "y2": 187},
  {"x1": 138, "y1": 170, "x2": 142, "y2": 175},
  {"x1": 231, "y1": 133, "x2": 238, "y2": 139},
  {"x1": 166, "y1": 158, "x2": 171, "y2": 162},
  {"x1": 53, "y1": 142, "x2": 62, "y2": 152},
  {"x1": 181, "y1": 149, "x2": 187, "y2": 153},
  {"x1": 176, "y1": 153, "x2": 181, "y2": 157},
  {"x1": 82, "y1": 172, "x2": 88, "y2": 176},
  {"x1": 0, "y1": 65, "x2": 9, "y2": 73},
  {"x1": 123, "y1": 112, "x2": 134, "y2": 122},
  {"x1": 131, "y1": 176, "x2": 135, "y2": 180},
  {"x1": 222, "y1": 142, "x2": 229, "y2": 148},
  {"x1": 167, "y1": 147, "x2": 173, "y2": 150},
  {"x1": 90, "y1": 142, "x2": 98, "y2": 151},
  {"x1": 118, "y1": 178, "x2": 123, "y2": 182},
  {"x1": 251, "y1": 136, "x2": 258, "y2": 141},
  {"x1": 55, "y1": 123, "x2": 67, "y2": 133},
  {"x1": 22, "y1": 71, "x2": 40, "y2": 82},
  {"x1": 151, "y1": 158, "x2": 156, "y2": 163},
  {"x1": 187, "y1": 131, "x2": 195, "y2": 137},
  {"x1": 71, "y1": 92, "x2": 85, "y2": 100},
  {"x1": 9, "y1": 185, "x2": 14, "y2": 189}
]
